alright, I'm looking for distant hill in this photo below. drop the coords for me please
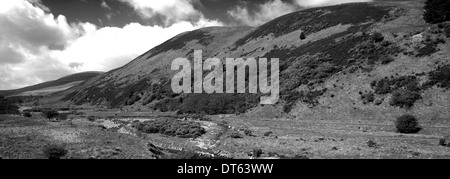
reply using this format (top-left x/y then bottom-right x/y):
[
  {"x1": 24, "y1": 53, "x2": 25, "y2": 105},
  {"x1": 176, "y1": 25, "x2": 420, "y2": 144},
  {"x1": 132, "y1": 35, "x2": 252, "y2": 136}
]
[
  {"x1": 0, "y1": 71, "x2": 103, "y2": 97},
  {"x1": 62, "y1": 1, "x2": 449, "y2": 121}
]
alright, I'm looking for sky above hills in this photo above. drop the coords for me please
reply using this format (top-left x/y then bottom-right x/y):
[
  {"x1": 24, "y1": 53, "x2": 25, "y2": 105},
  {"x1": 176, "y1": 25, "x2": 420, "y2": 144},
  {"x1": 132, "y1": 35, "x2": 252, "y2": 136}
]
[{"x1": 0, "y1": 0, "x2": 372, "y2": 90}]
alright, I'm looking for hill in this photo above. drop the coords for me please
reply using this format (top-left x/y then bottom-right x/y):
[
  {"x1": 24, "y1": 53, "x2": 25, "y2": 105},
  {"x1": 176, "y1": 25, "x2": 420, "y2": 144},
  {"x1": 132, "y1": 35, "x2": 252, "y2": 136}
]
[
  {"x1": 0, "y1": 71, "x2": 103, "y2": 97},
  {"x1": 62, "y1": 1, "x2": 450, "y2": 121}
]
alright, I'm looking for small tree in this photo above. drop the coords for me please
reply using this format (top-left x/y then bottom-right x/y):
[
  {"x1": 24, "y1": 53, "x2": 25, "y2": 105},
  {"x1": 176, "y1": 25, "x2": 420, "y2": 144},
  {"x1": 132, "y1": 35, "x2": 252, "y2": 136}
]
[
  {"x1": 423, "y1": 0, "x2": 450, "y2": 24},
  {"x1": 395, "y1": 114, "x2": 421, "y2": 134}
]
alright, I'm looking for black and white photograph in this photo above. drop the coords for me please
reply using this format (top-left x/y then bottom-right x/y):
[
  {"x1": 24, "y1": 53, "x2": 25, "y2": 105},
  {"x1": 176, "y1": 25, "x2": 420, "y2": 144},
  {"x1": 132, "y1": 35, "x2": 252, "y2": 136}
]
[{"x1": 1, "y1": 0, "x2": 450, "y2": 163}]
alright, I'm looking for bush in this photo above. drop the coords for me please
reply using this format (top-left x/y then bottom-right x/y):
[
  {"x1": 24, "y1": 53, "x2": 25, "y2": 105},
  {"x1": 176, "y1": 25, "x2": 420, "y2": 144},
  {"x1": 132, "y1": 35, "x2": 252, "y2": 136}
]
[
  {"x1": 299, "y1": 32, "x2": 306, "y2": 40},
  {"x1": 423, "y1": 0, "x2": 450, "y2": 24},
  {"x1": 416, "y1": 42, "x2": 438, "y2": 57},
  {"x1": 42, "y1": 110, "x2": 59, "y2": 119},
  {"x1": 390, "y1": 89, "x2": 422, "y2": 109},
  {"x1": 132, "y1": 118, "x2": 206, "y2": 138},
  {"x1": 87, "y1": 116, "x2": 96, "y2": 122},
  {"x1": 361, "y1": 92, "x2": 375, "y2": 104},
  {"x1": 43, "y1": 144, "x2": 68, "y2": 159},
  {"x1": 395, "y1": 114, "x2": 421, "y2": 134},
  {"x1": 427, "y1": 65, "x2": 450, "y2": 89},
  {"x1": 177, "y1": 94, "x2": 259, "y2": 115},
  {"x1": 57, "y1": 114, "x2": 68, "y2": 121},
  {"x1": 0, "y1": 98, "x2": 20, "y2": 115},
  {"x1": 23, "y1": 112, "x2": 32, "y2": 118},
  {"x1": 243, "y1": 129, "x2": 254, "y2": 136}
]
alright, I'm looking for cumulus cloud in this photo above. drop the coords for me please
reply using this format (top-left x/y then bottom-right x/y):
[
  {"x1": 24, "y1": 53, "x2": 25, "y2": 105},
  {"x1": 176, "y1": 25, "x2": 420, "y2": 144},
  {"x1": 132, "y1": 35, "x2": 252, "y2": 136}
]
[
  {"x1": 0, "y1": 0, "x2": 222, "y2": 90},
  {"x1": 51, "y1": 20, "x2": 222, "y2": 72},
  {"x1": 119, "y1": 0, "x2": 203, "y2": 27},
  {"x1": 228, "y1": 0, "x2": 297, "y2": 26}
]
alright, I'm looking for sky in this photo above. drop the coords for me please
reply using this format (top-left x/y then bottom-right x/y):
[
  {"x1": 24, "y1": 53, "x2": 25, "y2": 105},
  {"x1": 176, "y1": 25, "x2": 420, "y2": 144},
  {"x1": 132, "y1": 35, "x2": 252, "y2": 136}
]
[{"x1": 0, "y1": 0, "x2": 372, "y2": 90}]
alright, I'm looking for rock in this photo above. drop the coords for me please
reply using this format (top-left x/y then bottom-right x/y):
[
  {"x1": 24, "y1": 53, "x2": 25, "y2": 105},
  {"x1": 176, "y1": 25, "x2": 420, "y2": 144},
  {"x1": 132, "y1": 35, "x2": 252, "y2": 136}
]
[
  {"x1": 264, "y1": 131, "x2": 274, "y2": 137},
  {"x1": 331, "y1": 147, "x2": 339, "y2": 150},
  {"x1": 229, "y1": 132, "x2": 243, "y2": 139},
  {"x1": 374, "y1": 98, "x2": 383, "y2": 105},
  {"x1": 412, "y1": 34, "x2": 423, "y2": 43}
]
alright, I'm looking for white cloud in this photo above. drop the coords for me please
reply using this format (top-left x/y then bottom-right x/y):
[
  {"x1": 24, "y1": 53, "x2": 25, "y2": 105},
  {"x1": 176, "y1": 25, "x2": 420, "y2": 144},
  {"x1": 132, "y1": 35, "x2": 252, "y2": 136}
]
[
  {"x1": 51, "y1": 19, "x2": 222, "y2": 72},
  {"x1": 293, "y1": 0, "x2": 372, "y2": 8},
  {"x1": 0, "y1": 0, "x2": 222, "y2": 90},
  {"x1": 228, "y1": 0, "x2": 297, "y2": 27},
  {"x1": 119, "y1": 0, "x2": 202, "y2": 26}
]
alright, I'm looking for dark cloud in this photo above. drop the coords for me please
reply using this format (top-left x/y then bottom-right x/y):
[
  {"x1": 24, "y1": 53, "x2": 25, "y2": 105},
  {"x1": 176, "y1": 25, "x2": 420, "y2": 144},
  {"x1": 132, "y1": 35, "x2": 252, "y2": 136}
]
[{"x1": 69, "y1": 62, "x2": 83, "y2": 69}]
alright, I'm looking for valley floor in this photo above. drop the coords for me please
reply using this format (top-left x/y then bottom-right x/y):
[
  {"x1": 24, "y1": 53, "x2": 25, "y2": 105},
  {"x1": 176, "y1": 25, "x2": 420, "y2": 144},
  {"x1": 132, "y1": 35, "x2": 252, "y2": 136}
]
[{"x1": 1, "y1": 111, "x2": 450, "y2": 159}]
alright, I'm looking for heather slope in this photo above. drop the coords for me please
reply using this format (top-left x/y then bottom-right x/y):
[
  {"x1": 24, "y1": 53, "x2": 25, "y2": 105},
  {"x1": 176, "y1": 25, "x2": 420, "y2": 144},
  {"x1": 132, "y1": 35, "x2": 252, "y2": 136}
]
[{"x1": 63, "y1": 2, "x2": 450, "y2": 121}]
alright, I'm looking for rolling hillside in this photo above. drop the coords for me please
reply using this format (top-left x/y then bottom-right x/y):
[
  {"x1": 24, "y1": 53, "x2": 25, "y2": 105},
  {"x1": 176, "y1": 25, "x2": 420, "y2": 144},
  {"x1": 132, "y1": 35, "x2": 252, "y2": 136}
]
[
  {"x1": 0, "y1": 71, "x2": 103, "y2": 97},
  {"x1": 62, "y1": 1, "x2": 450, "y2": 121}
]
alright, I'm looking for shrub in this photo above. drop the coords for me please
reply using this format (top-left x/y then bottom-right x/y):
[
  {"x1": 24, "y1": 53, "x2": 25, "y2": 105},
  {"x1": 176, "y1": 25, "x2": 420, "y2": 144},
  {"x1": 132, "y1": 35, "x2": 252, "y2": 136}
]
[
  {"x1": 57, "y1": 114, "x2": 68, "y2": 121},
  {"x1": 367, "y1": 140, "x2": 379, "y2": 148},
  {"x1": 390, "y1": 89, "x2": 422, "y2": 109},
  {"x1": 426, "y1": 65, "x2": 450, "y2": 89},
  {"x1": 243, "y1": 129, "x2": 253, "y2": 136},
  {"x1": 87, "y1": 116, "x2": 96, "y2": 122},
  {"x1": 253, "y1": 149, "x2": 263, "y2": 158},
  {"x1": 380, "y1": 55, "x2": 395, "y2": 65},
  {"x1": 177, "y1": 94, "x2": 259, "y2": 115},
  {"x1": 42, "y1": 110, "x2": 59, "y2": 119},
  {"x1": 0, "y1": 98, "x2": 20, "y2": 115},
  {"x1": 439, "y1": 138, "x2": 447, "y2": 146},
  {"x1": 416, "y1": 42, "x2": 438, "y2": 57},
  {"x1": 423, "y1": 0, "x2": 450, "y2": 24},
  {"x1": 23, "y1": 112, "x2": 32, "y2": 118},
  {"x1": 395, "y1": 114, "x2": 421, "y2": 134},
  {"x1": 299, "y1": 32, "x2": 306, "y2": 40},
  {"x1": 361, "y1": 92, "x2": 375, "y2": 104},
  {"x1": 43, "y1": 144, "x2": 68, "y2": 159},
  {"x1": 132, "y1": 118, "x2": 206, "y2": 138}
]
